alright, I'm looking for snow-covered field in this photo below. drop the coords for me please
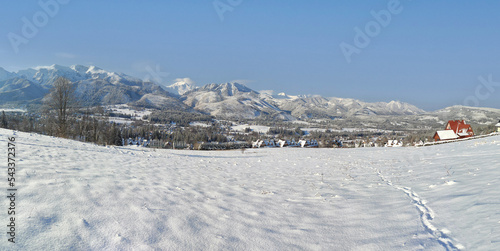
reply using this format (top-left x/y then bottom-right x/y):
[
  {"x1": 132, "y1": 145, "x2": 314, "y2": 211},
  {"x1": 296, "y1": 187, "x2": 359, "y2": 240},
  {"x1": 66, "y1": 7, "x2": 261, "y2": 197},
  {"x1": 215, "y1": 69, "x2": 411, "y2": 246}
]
[
  {"x1": 0, "y1": 109, "x2": 26, "y2": 113},
  {"x1": 1, "y1": 128, "x2": 499, "y2": 250},
  {"x1": 231, "y1": 124, "x2": 271, "y2": 134},
  {"x1": 106, "y1": 104, "x2": 152, "y2": 120},
  {"x1": 189, "y1": 122, "x2": 212, "y2": 128}
]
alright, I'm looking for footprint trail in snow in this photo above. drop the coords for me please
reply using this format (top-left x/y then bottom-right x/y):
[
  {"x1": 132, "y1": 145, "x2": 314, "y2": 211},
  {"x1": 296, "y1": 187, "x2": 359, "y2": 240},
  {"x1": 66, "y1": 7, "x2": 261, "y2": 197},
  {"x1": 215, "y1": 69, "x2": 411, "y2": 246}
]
[{"x1": 374, "y1": 168, "x2": 465, "y2": 250}]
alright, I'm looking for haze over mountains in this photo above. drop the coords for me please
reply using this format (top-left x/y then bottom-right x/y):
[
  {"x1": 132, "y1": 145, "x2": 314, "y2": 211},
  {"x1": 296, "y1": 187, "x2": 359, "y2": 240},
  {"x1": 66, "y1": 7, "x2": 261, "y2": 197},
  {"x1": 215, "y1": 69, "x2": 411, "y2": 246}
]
[{"x1": 1, "y1": 64, "x2": 499, "y2": 123}]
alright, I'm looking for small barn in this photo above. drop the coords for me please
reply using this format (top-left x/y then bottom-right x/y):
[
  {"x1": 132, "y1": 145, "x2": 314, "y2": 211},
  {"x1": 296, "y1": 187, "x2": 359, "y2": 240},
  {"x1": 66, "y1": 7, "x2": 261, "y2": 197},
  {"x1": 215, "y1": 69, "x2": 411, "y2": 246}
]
[
  {"x1": 496, "y1": 120, "x2": 500, "y2": 132},
  {"x1": 445, "y1": 120, "x2": 474, "y2": 138},
  {"x1": 433, "y1": 130, "x2": 459, "y2": 141}
]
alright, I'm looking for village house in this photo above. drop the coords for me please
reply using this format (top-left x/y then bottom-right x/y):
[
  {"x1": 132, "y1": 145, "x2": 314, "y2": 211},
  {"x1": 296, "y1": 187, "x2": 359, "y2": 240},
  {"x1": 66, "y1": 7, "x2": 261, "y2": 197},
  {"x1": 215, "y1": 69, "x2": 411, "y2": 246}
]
[
  {"x1": 433, "y1": 130, "x2": 459, "y2": 141},
  {"x1": 496, "y1": 120, "x2": 500, "y2": 132},
  {"x1": 445, "y1": 120, "x2": 474, "y2": 138},
  {"x1": 434, "y1": 120, "x2": 474, "y2": 141},
  {"x1": 385, "y1": 139, "x2": 402, "y2": 147}
]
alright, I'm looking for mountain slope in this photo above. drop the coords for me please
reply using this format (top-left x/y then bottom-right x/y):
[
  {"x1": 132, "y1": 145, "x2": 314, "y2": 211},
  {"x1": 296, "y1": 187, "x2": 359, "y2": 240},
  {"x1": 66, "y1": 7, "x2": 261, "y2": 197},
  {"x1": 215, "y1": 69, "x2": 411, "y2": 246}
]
[
  {"x1": 181, "y1": 84, "x2": 425, "y2": 120},
  {"x1": 0, "y1": 64, "x2": 185, "y2": 108},
  {"x1": 183, "y1": 82, "x2": 285, "y2": 119},
  {"x1": 258, "y1": 91, "x2": 424, "y2": 119},
  {"x1": 0, "y1": 67, "x2": 17, "y2": 81},
  {"x1": 0, "y1": 77, "x2": 47, "y2": 104},
  {"x1": 429, "y1": 105, "x2": 500, "y2": 125}
]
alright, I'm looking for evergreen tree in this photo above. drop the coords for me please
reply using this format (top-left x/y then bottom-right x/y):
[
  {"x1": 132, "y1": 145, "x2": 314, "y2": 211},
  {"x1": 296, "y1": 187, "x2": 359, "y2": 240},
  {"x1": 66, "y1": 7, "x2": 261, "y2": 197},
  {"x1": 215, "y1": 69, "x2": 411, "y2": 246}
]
[{"x1": 1, "y1": 111, "x2": 7, "y2": 128}]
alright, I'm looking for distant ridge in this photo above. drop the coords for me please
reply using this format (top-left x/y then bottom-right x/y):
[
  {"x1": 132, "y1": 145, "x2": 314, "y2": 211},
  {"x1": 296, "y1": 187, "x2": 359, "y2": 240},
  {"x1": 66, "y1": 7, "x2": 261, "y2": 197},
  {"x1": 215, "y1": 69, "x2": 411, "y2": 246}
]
[{"x1": 1, "y1": 64, "x2": 499, "y2": 123}]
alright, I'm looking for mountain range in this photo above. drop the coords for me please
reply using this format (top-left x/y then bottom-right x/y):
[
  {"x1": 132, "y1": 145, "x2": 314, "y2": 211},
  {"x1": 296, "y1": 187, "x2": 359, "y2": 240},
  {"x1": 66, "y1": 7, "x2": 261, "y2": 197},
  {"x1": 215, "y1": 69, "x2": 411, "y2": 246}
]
[
  {"x1": 0, "y1": 64, "x2": 183, "y2": 108},
  {"x1": 1, "y1": 64, "x2": 499, "y2": 125}
]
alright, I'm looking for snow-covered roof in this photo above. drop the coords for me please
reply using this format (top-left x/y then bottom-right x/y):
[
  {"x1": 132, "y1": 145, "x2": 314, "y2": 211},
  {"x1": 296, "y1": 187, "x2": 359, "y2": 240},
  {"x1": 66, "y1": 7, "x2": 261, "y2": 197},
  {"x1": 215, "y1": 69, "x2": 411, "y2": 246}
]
[
  {"x1": 435, "y1": 130, "x2": 458, "y2": 140},
  {"x1": 496, "y1": 123, "x2": 500, "y2": 127}
]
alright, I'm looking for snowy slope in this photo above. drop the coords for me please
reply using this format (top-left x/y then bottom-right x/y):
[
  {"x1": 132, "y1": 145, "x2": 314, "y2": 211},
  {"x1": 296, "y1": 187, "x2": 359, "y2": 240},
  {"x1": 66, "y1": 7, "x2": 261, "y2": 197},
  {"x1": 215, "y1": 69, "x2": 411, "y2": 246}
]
[
  {"x1": 431, "y1": 105, "x2": 500, "y2": 125},
  {"x1": 0, "y1": 78, "x2": 47, "y2": 104},
  {"x1": 183, "y1": 83, "x2": 283, "y2": 119},
  {"x1": 260, "y1": 90, "x2": 425, "y2": 119},
  {"x1": 1, "y1": 131, "x2": 499, "y2": 250}
]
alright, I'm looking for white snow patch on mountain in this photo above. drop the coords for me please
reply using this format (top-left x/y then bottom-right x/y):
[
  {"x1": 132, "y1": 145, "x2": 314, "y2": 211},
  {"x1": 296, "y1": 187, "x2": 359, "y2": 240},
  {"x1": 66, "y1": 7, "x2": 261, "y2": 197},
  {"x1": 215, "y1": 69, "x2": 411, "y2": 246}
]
[{"x1": 259, "y1": 90, "x2": 300, "y2": 100}]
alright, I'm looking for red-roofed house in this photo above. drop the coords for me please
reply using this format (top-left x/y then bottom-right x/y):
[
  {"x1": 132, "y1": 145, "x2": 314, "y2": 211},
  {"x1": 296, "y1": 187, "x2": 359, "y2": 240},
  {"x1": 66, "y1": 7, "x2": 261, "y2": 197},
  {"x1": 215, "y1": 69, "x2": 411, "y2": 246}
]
[
  {"x1": 433, "y1": 120, "x2": 475, "y2": 142},
  {"x1": 444, "y1": 120, "x2": 474, "y2": 138}
]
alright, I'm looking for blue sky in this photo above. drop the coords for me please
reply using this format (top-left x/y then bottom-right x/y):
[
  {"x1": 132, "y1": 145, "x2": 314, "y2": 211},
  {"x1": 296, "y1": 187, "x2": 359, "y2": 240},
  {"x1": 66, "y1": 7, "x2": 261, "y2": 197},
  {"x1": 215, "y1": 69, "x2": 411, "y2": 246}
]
[{"x1": 2, "y1": 0, "x2": 500, "y2": 110}]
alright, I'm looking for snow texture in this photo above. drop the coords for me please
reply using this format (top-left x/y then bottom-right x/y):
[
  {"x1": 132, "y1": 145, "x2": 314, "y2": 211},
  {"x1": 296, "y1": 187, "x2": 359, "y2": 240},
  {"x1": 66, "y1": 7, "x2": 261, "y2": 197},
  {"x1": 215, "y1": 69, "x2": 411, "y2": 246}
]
[{"x1": 1, "y1": 128, "x2": 499, "y2": 250}]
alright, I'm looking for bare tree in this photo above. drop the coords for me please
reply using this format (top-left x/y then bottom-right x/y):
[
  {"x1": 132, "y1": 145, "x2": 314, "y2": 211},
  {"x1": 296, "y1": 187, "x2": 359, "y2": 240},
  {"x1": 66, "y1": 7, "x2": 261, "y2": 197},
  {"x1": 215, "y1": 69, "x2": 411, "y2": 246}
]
[{"x1": 43, "y1": 77, "x2": 77, "y2": 137}]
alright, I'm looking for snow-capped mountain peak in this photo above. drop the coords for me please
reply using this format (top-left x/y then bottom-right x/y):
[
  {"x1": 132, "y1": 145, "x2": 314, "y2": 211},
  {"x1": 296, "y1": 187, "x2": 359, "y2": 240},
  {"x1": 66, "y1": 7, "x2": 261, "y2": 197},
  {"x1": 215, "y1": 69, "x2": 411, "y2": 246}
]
[
  {"x1": 277, "y1": 92, "x2": 300, "y2": 100},
  {"x1": 259, "y1": 90, "x2": 299, "y2": 100},
  {"x1": 85, "y1": 65, "x2": 118, "y2": 83},
  {"x1": 70, "y1": 64, "x2": 89, "y2": 74},
  {"x1": 199, "y1": 82, "x2": 255, "y2": 97},
  {"x1": 33, "y1": 64, "x2": 70, "y2": 71},
  {"x1": 164, "y1": 78, "x2": 197, "y2": 95},
  {"x1": 16, "y1": 64, "x2": 84, "y2": 87},
  {"x1": 86, "y1": 65, "x2": 105, "y2": 74}
]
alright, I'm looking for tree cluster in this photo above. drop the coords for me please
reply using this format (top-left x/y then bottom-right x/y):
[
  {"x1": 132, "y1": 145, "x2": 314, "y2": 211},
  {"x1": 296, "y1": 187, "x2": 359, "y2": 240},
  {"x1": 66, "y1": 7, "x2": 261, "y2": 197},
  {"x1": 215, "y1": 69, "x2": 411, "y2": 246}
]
[
  {"x1": 267, "y1": 127, "x2": 305, "y2": 137},
  {"x1": 146, "y1": 109, "x2": 213, "y2": 127}
]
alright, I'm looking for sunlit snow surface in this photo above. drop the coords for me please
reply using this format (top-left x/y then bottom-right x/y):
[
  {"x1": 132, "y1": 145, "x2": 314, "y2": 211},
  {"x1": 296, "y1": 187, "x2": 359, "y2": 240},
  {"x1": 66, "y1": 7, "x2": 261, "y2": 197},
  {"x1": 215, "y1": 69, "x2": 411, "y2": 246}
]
[{"x1": 1, "y1": 128, "x2": 499, "y2": 250}]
